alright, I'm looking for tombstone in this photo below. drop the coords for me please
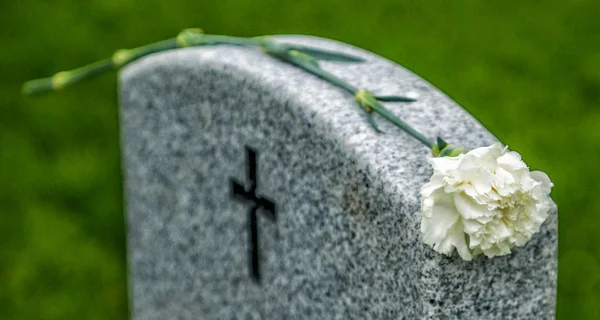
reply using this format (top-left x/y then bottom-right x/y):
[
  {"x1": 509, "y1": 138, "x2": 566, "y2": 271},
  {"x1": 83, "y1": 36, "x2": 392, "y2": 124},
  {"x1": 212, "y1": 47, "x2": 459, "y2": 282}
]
[{"x1": 119, "y1": 35, "x2": 558, "y2": 319}]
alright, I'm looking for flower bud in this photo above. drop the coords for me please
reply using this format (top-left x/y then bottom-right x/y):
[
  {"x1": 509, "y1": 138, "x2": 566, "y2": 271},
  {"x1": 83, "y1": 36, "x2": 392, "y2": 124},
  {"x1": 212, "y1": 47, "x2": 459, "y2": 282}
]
[
  {"x1": 51, "y1": 71, "x2": 70, "y2": 91},
  {"x1": 112, "y1": 49, "x2": 133, "y2": 68},
  {"x1": 176, "y1": 28, "x2": 205, "y2": 47},
  {"x1": 431, "y1": 137, "x2": 466, "y2": 157}
]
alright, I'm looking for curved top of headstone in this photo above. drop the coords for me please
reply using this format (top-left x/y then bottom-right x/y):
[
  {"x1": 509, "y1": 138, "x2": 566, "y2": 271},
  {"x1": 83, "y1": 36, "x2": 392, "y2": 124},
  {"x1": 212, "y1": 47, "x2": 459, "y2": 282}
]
[
  {"x1": 119, "y1": 35, "x2": 556, "y2": 319},
  {"x1": 121, "y1": 35, "x2": 496, "y2": 204}
]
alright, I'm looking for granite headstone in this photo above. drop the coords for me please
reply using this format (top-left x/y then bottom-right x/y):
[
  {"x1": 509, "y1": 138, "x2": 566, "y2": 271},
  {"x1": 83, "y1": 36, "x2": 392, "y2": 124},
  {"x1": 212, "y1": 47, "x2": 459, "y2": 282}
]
[{"x1": 119, "y1": 35, "x2": 558, "y2": 319}]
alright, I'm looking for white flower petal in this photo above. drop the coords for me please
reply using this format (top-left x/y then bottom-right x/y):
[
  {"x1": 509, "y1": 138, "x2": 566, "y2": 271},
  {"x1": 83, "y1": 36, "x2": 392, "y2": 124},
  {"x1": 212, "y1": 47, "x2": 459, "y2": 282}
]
[
  {"x1": 531, "y1": 170, "x2": 554, "y2": 194},
  {"x1": 471, "y1": 173, "x2": 493, "y2": 195},
  {"x1": 494, "y1": 167, "x2": 515, "y2": 187},
  {"x1": 421, "y1": 196, "x2": 460, "y2": 245},
  {"x1": 466, "y1": 143, "x2": 505, "y2": 162},
  {"x1": 454, "y1": 192, "x2": 491, "y2": 220},
  {"x1": 429, "y1": 155, "x2": 461, "y2": 173},
  {"x1": 446, "y1": 222, "x2": 472, "y2": 261},
  {"x1": 497, "y1": 150, "x2": 527, "y2": 171},
  {"x1": 462, "y1": 218, "x2": 483, "y2": 234},
  {"x1": 421, "y1": 175, "x2": 444, "y2": 198}
]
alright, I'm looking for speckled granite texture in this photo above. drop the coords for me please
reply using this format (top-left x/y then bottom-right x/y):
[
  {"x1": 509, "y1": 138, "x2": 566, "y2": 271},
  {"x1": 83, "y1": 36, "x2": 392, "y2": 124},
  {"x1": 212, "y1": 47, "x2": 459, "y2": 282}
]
[{"x1": 119, "y1": 35, "x2": 557, "y2": 320}]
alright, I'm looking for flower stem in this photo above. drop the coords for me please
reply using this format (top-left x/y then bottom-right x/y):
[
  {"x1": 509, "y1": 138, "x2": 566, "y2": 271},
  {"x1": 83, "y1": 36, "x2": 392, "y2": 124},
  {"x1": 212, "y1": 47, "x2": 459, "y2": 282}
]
[
  {"x1": 22, "y1": 29, "x2": 436, "y2": 150},
  {"x1": 115, "y1": 39, "x2": 179, "y2": 66},
  {"x1": 267, "y1": 47, "x2": 435, "y2": 148},
  {"x1": 22, "y1": 59, "x2": 114, "y2": 95},
  {"x1": 370, "y1": 100, "x2": 435, "y2": 148},
  {"x1": 277, "y1": 50, "x2": 358, "y2": 94},
  {"x1": 22, "y1": 38, "x2": 180, "y2": 95},
  {"x1": 21, "y1": 31, "x2": 270, "y2": 95}
]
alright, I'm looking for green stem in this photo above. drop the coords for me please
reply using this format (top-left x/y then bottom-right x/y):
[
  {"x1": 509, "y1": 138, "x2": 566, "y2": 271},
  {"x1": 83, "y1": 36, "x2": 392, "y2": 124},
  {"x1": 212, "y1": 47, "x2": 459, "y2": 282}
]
[
  {"x1": 291, "y1": 58, "x2": 357, "y2": 94},
  {"x1": 22, "y1": 30, "x2": 436, "y2": 151},
  {"x1": 22, "y1": 38, "x2": 180, "y2": 95},
  {"x1": 202, "y1": 35, "x2": 260, "y2": 46},
  {"x1": 127, "y1": 38, "x2": 179, "y2": 61},
  {"x1": 22, "y1": 59, "x2": 114, "y2": 95},
  {"x1": 22, "y1": 33, "x2": 266, "y2": 95},
  {"x1": 372, "y1": 102, "x2": 435, "y2": 148},
  {"x1": 273, "y1": 49, "x2": 434, "y2": 148},
  {"x1": 354, "y1": 89, "x2": 434, "y2": 148}
]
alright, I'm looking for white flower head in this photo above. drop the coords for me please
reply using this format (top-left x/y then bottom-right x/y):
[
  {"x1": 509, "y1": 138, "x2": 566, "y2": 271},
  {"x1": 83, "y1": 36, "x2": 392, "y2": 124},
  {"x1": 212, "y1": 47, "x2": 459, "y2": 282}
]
[{"x1": 420, "y1": 143, "x2": 553, "y2": 261}]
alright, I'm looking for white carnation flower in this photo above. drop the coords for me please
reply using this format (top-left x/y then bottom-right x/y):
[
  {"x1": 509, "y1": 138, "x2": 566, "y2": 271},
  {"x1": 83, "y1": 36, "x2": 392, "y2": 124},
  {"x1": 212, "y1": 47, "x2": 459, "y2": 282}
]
[{"x1": 420, "y1": 143, "x2": 553, "y2": 261}]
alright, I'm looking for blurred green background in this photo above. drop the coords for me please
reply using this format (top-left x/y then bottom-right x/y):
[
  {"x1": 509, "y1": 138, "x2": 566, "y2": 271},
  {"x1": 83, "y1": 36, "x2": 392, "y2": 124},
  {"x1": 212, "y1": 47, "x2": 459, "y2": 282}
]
[{"x1": 1, "y1": 0, "x2": 599, "y2": 319}]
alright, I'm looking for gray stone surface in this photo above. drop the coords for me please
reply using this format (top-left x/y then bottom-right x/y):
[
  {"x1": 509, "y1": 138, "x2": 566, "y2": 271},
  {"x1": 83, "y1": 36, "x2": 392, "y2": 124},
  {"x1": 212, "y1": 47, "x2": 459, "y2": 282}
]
[{"x1": 119, "y1": 35, "x2": 557, "y2": 320}]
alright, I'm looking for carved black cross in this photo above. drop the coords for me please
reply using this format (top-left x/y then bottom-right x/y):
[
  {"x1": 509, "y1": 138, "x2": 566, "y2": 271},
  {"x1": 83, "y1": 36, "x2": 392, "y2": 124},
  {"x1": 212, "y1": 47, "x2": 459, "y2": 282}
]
[{"x1": 231, "y1": 146, "x2": 276, "y2": 283}]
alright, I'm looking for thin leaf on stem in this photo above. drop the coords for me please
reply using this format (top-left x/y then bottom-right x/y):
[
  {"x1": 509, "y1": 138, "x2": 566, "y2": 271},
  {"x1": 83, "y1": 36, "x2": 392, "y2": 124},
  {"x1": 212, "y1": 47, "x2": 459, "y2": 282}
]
[
  {"x1": 375, "y1": 95, "x2": 417, "y2": 102},
  {"x1": 289, "y1": 45, "x2": 365, "y2": 62},
  {"x1": 365, "y1": 112, "x2": 384, "y2": 133}
]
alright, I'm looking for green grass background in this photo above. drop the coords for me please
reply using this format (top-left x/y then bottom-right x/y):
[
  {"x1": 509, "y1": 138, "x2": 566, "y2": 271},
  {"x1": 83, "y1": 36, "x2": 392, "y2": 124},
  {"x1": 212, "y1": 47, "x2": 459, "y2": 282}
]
[{"x1": 1, "y1": 0, "x2": 599, "y2": 318}]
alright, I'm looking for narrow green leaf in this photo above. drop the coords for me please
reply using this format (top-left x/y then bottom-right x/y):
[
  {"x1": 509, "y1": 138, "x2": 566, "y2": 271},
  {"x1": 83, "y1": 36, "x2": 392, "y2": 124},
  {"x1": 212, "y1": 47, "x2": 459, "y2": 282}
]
[
  {"x1": 288, "y1": 50, "x2": 320, "y2": 68},
  {"x1": 437, "y1": 137, "x2": 448, "y2": 150},
  {"x1": 365, "y1": 112, "x2": 384, "y2": 133},
  {"x1": 22, "y1": 78, "x2": 54, "y2": 95},
  {"x1": 275, "y1": 50, "x2": 358, "y2": 94},
  {"x1": 289, "y1": 45, "x2": 365, "y2": 62},
  {"x1": 369, "y1": 100, "x2": 435, "y2": 148},
  {"x1": 376, "y1": 95, "x2": 417, "y2": 102}
]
